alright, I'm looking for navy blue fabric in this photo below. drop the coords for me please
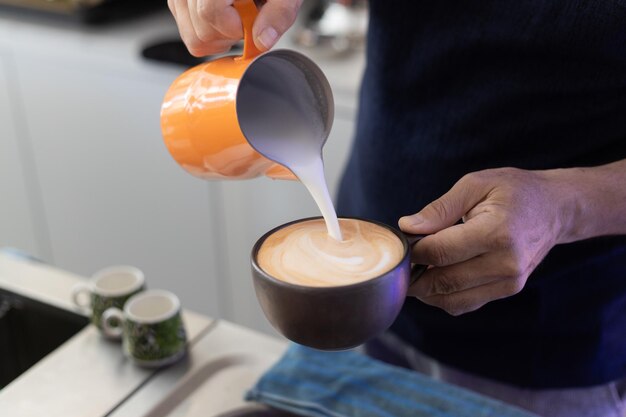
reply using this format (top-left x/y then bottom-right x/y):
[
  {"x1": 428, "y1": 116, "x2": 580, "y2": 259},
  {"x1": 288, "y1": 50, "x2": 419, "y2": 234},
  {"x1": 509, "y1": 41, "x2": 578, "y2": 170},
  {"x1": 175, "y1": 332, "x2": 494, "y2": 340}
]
[
  {"x1": 336, "y1": 0, "x2": 626, "y2": 388},
  {"x1": 246, "y1": 344, "x2": 540, "y2": 417}
]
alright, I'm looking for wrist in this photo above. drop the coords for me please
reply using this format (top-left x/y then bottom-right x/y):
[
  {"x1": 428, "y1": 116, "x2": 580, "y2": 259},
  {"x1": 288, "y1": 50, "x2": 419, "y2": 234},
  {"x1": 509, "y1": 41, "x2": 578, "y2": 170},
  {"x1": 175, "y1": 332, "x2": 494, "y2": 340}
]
[
  {"x1": 539, "y1": 167, "x2": 590, "y2": 244},
  {"x1": 540, "y1": 161, "x2": 626, "y2": 244}
]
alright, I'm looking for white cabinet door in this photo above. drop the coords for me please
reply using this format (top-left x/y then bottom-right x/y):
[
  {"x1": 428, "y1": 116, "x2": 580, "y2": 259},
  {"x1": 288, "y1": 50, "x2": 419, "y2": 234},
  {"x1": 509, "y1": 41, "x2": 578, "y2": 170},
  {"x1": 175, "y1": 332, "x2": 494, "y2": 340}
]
[
  {"x1": 13, "y1": 55, "x2": 224, "y2": 317},
  {"x1": 218, "y1": 115, "x2": 356, "y2": 334},
  {"x1": 0, "y1": 52, "x2": 42, "y2": 259}
]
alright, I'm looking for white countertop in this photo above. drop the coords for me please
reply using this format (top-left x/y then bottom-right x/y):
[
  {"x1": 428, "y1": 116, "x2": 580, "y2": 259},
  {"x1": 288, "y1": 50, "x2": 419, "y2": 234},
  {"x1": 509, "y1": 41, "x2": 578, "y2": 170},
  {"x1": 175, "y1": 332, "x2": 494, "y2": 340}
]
[
  {"x1": 110, "y1": 321, "x2": 288, "y2": 417},
  {"x1": 0, "y1": 253, "x2": 287, "y2": 417},
  {"x1": 0, "y1": 253, "x2": 213, "y2": 417},
  {"x1": 0, "y1": 252, "x2": 85, "y2": 313}
]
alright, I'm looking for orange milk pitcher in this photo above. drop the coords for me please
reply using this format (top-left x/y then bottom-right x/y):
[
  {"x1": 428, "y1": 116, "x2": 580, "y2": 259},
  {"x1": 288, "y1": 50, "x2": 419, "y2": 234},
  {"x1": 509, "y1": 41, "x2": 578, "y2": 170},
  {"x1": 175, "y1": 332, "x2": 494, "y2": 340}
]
[{"x1": 160, "y1": 0, "x2": 334, "y2": 181}]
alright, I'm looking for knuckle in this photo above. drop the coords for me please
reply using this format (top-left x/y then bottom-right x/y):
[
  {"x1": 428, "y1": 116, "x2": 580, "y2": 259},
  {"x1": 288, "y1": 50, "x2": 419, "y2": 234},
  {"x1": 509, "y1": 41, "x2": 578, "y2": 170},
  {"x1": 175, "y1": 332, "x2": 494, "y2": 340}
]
[
  {"x1": 431, "y1": 273, "x2": 459, "y2": 295},
  {"x1": 500, "y1": 166, "x2": 522, "y2": 177},
  {"x1": 489, "y1": 166, "x2": 515, "y2": 179},
  {"x1": 428, "y1": 199, "x2": 451, "y2": 222},
  {"x1": 504, "y1": 279, "x2": 525, "y2": 296},
  {"x1": 501, "y1": 258, "x2": 523, "y2": 279},
  {"x1": 447, "y1": 308, "x2": 465, "y2": 317},
  {"x1": 444, "y1": 298, "x2": 483, "y2": 316},
  {"x1": 436, "y1": 297, "x2": 454, "y2": 314},
  {"x1": 185, "y1": 39, "x2": 205, "y2": 57},
  {"x1": 440, "y1": 298, "x2": 467, "y2": 316},
  {"x1": 185, "y1": 37, "x2": 232, "y2": 57},
  {"x1": 492, "y1": 228, "x2": 516, "y2": 251},
  {"x1": 196, "y1": 0, "x2": 213, "y2": 22},
  {"x1": 459, "y1": 172, "x2": 480, "y2": 187},
  {"x1": 188, "y1": 48, "x2": 205, "y2": 58},
  {"x1": 461, "y1": 170, "x2": 492, "y2": 189},
  {"x1": 195, "y1": 25, "x2": 219, "y2": 43},
  {"x1": 193, "y1": 27, "x2": 211, "y2": 42},
  {"x1": 424, "y1": 242, "x2": 450, "y2": 266}
]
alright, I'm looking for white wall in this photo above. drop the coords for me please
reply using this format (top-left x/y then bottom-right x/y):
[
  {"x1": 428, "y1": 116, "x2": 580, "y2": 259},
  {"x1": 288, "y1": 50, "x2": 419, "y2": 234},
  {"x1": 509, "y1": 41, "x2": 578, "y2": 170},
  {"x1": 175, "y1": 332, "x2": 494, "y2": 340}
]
[{"x1": 0, "y1": 50, "x2": 44, "y2": 259}]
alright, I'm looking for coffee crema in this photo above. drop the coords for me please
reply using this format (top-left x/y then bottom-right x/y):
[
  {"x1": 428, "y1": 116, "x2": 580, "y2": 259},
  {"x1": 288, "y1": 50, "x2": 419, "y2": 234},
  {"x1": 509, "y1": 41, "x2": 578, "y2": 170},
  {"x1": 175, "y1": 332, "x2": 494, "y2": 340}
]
[{"x1": 257, "y1": 218, "x2": 404, "y2": 287}]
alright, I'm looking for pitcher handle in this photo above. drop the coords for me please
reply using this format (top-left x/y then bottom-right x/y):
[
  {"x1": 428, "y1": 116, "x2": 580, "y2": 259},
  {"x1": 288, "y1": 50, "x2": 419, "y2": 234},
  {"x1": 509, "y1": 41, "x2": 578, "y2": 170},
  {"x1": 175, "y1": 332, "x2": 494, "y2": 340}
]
[{"x1": 234, "y1": 0, "x2": 263, "y2": 61}]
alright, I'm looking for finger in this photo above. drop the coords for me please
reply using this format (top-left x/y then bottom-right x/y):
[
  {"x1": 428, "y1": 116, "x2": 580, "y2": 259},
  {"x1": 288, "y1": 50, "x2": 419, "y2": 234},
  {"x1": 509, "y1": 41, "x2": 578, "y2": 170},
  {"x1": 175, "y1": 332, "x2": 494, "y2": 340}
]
[
  {"x1": 173, "y1": 0, "x2": 206, "y2": 55},
  {"x1": 192, "y1": 0, "x2": 243, "y2": 40},
  {"x1": 408, "y1": 253, "x2": 508, "y2": 298},
  {"x1": 415, "y1": 278, "x2": 525, "y2": 316},
  {"x1": 399, "y1": 174, "x2": 487, "y2": 234},
  {"x1": 175, "y1": 0, "x2": 233, "y2": 56},
  {"x1": 168, "y1": 0, "x2": 178, "y2": 18},
  {"x1": 410, "y1": 215, "x2": 492, "y2": 266},
  {"x1": 253, "y1": 0, "x2": 302, "y2": 50}
]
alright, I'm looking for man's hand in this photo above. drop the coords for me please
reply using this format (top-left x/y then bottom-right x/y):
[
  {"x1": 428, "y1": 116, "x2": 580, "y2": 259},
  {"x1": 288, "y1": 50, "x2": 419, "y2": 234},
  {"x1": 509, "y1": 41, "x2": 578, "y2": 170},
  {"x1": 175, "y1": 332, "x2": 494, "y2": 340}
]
[
  {"x1": 399, "y1": 167, "x2": 575, "y2": 316},
  {"x1": 168, "y1": 0, "x2": 303, "y2": 57}
]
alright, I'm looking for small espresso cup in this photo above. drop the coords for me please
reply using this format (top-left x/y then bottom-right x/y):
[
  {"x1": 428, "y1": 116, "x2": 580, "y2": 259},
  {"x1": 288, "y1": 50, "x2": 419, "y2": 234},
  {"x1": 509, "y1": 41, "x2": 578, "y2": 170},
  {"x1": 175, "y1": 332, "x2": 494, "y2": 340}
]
[
  {"x1": 251, "y1": 217, "x2": 426, "y2": 351},
  {"x1": 71, "y1": 265, "x2": 145, "y2": 333},
  {"x1": 101, "y1": 290, "x2": 187, "y2": 367}
]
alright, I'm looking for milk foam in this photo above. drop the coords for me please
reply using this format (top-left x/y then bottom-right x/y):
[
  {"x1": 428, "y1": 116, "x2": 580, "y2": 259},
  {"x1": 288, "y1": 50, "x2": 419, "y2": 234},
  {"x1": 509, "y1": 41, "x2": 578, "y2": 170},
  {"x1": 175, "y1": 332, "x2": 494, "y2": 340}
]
[{"x1": 257, "y1": 218, "x2": 404, "y2": 287}]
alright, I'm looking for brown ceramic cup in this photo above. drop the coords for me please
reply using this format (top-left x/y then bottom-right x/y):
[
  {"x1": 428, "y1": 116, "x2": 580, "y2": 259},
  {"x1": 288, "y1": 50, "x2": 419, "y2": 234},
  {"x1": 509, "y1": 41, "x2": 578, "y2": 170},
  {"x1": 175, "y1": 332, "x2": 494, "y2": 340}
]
[{"x1": 250, "y1": 217, "x2": 426, "y2": 351}]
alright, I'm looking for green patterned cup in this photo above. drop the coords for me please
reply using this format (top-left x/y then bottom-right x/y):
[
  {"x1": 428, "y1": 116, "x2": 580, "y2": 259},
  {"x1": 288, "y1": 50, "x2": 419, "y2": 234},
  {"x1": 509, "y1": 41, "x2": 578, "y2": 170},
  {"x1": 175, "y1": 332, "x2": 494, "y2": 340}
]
[
  {"x1": 71, "y1": 266, "x2": 145, "y2": 336},
  {"x1": 101, "y1": 289, "x2": 187, "y2": 367}
]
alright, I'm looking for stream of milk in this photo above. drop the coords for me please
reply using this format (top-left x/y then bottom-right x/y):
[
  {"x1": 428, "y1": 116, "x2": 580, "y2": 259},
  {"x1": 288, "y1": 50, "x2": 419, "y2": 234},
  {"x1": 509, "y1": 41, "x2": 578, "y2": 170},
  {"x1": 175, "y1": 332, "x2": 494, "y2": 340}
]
[{"x1": 288, "y1": 154, "x2": 343, "y2": 241}]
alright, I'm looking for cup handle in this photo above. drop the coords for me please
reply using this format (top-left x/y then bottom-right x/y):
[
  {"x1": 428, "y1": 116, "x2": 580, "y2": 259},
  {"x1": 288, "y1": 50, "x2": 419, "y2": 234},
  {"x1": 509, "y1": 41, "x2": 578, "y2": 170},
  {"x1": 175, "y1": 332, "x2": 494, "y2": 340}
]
[
  {"x1": 71, "y1": 284, "x2": 91, "y2": 313},
  {"x1": 233, "y1": 0, "x2": 263, "y2": 61},
  {"x1": 101, "y1": 307, "x2": 124, "y2": 339},
  {"x1": 403, "y1": 233, "x2": 429, "y2": 286}
]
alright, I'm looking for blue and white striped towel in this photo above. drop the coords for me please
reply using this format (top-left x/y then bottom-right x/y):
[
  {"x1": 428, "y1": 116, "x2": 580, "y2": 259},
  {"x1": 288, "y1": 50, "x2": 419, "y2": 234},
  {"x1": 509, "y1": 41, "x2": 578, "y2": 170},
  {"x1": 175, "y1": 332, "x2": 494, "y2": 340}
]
[{"x1": 246, "y1": 344, "x2": 539, "y2": 417}]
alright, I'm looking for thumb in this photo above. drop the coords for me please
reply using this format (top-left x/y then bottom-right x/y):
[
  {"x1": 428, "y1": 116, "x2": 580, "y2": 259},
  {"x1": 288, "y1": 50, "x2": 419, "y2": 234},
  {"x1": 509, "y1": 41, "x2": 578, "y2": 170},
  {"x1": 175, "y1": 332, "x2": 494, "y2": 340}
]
[
  {"x1": 253, "y1": 0, "x2": 302, "y2": 50},
  {"x1": 399, "y1": 177, "x2": 483, "y2": 234}
]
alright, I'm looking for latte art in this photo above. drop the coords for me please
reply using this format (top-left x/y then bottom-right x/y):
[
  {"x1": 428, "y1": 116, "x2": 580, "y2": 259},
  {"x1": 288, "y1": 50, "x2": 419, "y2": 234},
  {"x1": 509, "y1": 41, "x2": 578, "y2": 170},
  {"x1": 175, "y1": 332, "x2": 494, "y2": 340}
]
[{"x1": 257, "y1": 219, "x2": 404, "y2": 287}]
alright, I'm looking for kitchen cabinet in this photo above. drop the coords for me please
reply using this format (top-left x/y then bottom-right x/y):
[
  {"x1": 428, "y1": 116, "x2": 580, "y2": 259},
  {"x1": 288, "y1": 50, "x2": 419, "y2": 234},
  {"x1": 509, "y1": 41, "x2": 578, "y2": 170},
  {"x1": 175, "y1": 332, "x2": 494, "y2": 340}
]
[{"x1": 0, "y1": 51, "x2": 43, "y2": 259}]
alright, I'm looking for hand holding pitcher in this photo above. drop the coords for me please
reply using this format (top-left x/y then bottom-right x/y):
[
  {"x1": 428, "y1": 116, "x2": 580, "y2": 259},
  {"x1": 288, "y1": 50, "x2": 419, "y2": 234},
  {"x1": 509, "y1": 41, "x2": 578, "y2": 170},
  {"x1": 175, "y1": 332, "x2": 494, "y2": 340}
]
[{"x1": 167, "y1": 0, "x2": 304, "y2": 56}]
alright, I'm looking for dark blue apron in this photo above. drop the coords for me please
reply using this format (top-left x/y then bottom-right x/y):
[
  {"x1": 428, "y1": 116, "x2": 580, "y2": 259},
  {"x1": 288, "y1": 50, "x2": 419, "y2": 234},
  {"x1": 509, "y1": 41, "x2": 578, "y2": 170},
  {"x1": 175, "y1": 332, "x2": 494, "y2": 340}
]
[{"x1": 337, "y1": 0, "x2": 626, "y2": 388}]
